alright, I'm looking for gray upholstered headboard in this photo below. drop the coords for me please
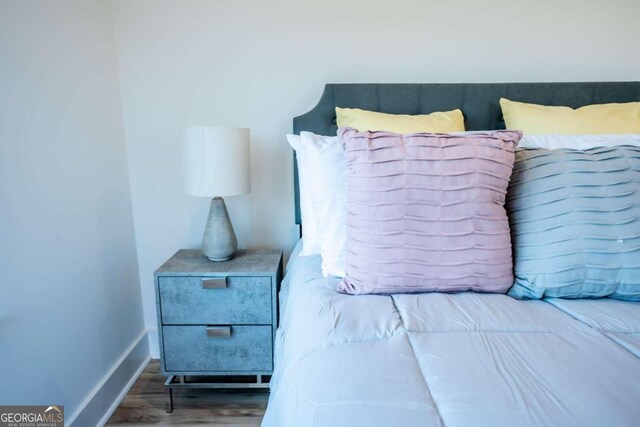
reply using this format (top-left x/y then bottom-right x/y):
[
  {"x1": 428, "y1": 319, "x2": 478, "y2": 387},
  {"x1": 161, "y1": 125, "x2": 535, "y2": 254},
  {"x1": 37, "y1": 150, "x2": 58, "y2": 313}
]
[{"x1": 292, "y1": 82, "x2": 640, "y2": 225}]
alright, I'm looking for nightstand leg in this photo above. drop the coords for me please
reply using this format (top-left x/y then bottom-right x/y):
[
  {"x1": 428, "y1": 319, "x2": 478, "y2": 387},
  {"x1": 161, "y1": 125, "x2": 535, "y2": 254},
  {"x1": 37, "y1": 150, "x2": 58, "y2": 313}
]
[{"x1": 165, "y1": 385, "x2": 173, "y2": 413}]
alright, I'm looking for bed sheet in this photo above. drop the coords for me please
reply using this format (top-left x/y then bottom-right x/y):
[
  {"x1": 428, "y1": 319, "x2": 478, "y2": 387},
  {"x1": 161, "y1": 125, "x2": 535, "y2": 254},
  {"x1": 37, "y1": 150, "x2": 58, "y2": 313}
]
[
  {"x1": 546, "y1": 298, "x2": 640, "y2": 357},
  {"x1": 264, "y1": 242, "x2": 640, "y2": 427}
]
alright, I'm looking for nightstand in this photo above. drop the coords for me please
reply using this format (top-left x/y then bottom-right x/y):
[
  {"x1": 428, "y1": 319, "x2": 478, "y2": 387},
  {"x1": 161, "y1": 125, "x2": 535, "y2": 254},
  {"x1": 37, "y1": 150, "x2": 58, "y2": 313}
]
[{"x1": 154, "y1": 249, "x2": 283, "y2": 412}]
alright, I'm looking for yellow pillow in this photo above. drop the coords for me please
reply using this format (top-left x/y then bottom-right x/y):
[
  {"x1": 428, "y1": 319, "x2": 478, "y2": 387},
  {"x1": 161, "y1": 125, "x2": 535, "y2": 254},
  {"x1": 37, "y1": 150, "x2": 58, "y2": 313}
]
[
  {"x1": 500, "y1": 98, "x2": 640, "y2": 135},
  {"x1": 336, "y1": 107, "x2": 465, "y2": 134}
]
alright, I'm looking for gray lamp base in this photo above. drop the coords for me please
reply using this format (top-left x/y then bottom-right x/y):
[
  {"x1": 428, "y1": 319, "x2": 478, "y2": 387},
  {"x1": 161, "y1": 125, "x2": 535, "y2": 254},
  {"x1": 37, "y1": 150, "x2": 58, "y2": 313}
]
[
  {"x1": 202, "y1": 197, "x2": 238, "y2": 262},
  {"x1": 207, "y1": 255, "x2": 233, "y2": 262}
]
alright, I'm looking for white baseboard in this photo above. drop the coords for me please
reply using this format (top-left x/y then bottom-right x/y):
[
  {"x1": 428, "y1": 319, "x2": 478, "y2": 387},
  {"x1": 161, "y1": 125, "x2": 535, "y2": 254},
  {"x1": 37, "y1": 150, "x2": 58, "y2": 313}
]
[
  {"x1": 67, "y1": 330, "x2": 151, "y2": 427},
  {"x1": 94, "y1": 351, "x2": 150, "y2": 427}
]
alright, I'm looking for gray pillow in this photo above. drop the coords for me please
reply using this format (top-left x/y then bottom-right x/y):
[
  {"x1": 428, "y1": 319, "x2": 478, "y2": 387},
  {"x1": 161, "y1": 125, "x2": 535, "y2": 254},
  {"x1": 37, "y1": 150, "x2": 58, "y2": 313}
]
[{"x1": 507, "y1": 146, "x2": 640, "y2": 300}]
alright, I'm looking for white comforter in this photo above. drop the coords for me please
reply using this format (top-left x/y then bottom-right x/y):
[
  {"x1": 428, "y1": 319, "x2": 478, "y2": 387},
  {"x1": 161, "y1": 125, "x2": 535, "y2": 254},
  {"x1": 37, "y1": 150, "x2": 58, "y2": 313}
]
[{"x1": 262, "y1": 241, "x2": 640, "y2": 427}]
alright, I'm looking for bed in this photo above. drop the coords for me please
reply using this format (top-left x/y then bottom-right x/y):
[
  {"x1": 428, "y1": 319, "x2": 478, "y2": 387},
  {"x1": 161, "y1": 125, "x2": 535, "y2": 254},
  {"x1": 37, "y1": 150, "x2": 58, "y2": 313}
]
[{"x1": 262, "y1": 83, "x2": 640, "y2": 427}]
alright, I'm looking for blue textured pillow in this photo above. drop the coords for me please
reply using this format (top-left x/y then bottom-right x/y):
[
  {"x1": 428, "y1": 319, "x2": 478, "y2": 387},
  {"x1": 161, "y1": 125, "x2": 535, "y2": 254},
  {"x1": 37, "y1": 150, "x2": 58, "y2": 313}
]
[{"x1": 507, "y1": 146, "x2": 640, "y2": 300}]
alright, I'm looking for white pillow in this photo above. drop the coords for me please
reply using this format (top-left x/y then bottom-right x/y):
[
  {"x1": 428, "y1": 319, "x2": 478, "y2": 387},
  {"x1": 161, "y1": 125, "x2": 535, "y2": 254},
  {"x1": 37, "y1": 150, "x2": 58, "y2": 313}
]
[
  {"x1": 291, "y1": 132, "x2": 346, "y2": 277},
  {"x1": 518, "y1": 134, "x2": 640, "y2": 149},
  {"x1": 287, "y1": 134, "x2": 320, "y2": 255}
]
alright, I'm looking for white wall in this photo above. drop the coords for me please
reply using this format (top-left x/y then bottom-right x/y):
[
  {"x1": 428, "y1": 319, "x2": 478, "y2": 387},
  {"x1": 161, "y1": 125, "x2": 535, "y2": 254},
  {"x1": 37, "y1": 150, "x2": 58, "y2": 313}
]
[
  {"x1": 0, "y1": 0, "x2": 147, "y2": 423},
  {"x1": 109, "y1": 0, "x2": 640, "y2": 357}
]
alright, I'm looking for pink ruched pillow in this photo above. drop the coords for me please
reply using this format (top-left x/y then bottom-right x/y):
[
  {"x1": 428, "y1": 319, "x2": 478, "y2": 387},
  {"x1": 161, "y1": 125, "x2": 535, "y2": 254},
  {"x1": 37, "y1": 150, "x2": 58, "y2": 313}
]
[{"x1": 338, "y1": 128, "x2": 521, "y2": 295}]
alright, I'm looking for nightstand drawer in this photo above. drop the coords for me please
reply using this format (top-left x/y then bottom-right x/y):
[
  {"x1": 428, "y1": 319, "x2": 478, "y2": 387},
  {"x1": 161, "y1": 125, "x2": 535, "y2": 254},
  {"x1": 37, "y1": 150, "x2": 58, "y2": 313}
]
[
  {"x1": 159, "y1": 276, "x2": 271, "y2": 325},
  {"x1": 163, "y1": 325, "x2": 272, "y2": 372}
]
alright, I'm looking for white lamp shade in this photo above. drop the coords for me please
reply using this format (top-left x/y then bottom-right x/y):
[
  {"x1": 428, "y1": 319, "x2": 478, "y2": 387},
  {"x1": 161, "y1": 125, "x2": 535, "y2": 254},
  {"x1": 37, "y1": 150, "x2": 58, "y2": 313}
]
[{"x1": 183, "y1": 126, "x2": 250, "y2": 197}]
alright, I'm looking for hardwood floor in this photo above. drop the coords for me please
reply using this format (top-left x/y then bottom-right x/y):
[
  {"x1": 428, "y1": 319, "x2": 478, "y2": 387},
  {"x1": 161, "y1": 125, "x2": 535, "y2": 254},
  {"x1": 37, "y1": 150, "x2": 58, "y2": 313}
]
[{"x1": 107, "y1": 360, "x2": 269, "y2": 426}]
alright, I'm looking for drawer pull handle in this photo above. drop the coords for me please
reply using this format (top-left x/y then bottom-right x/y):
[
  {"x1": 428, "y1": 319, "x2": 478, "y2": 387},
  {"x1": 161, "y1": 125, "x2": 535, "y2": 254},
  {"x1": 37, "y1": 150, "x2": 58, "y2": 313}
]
[
  {"x1": 202, "y1": 278, "x2": 227, "y2": 289},
  {"x1": 206, "y1": 326, "x2": 232, "y2": 338}
]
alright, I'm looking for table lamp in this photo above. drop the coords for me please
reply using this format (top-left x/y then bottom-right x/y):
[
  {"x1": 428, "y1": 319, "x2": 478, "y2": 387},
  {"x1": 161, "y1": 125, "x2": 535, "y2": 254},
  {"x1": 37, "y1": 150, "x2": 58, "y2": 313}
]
[{"x1": 183, "y1": 126, "x2": 250, "y2": 261}]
